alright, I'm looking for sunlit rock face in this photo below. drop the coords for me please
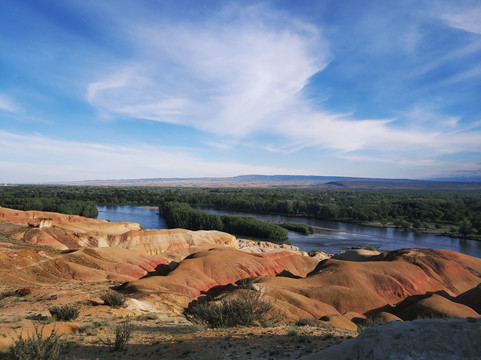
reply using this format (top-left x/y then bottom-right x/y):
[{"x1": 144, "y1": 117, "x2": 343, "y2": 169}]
[
  {"x1": 0, "y1": 207, "x2": 237, "y2": 254},
  {"x1": 123, "y1": 247, "x2": 481, "y2": 329},
  {"x1": 122, "y1": 247, "x2": 320, "y2": 297},
  {"x1": 2, "y1": 207, "x2": 480, "y2": 332}
]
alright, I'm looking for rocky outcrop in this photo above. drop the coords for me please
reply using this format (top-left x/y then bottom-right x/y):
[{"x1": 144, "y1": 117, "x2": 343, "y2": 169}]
[
  {"x1": 237, "y1": 239, "x2": 307, "y2": 256},
  {"x1": 0, "y1": 207, "x2": 237, "y2": 255},
  {"x1": 0, "y1": 246, "x2": 169, "y2": 285},
  {"x1": 308, "y1": 317, "x2": 481, "y2": 360},
  {"x1": 123, "y1": 247, "x2": 320, "y2": 297},
  {"x1": 2, "y1": 207, "x2": 480, "y2": 333},
  {"x1": 455, "y1": 283, "x2": 481, "y2": 313},
  {"x1": 396, "y1": 293, "x2": 480, "y2": 320},
  {"x1": 331, "y1": 248, "x2": 380, "y2": 261},
  {"x1": 164, "y1": 248, "x2": 480, "y2": 328},
  {"x1": 259, "y1": 249, "x2": 480, "y2": 320},
  {"x1": 0, "y1": 207, "x2": 139, "y2": 232},
  {"x1": 108, "y1": 229, "x2": 237, "y2": 255}
]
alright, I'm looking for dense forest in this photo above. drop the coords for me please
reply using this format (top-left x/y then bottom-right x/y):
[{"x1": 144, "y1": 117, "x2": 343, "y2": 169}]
[
  {"x1": 0, "y1": 187, "x2": 98, "y2": 217},
  {"x1": 162, "y1": 202, "x2": 288, "y2": 239},
  {"x1": 0, "y1": 185, "x2": 480, "y2": 237}
]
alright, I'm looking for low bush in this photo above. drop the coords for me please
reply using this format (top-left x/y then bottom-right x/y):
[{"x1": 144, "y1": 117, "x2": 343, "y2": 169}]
[
  {"x1": 184, "y1": 290, "x2": 277, "y2": 328},
  {"x1": 279, "y1": 222, "x2": 314, "y2": 234},
  {"x1": 295, "y1": 318, "x2": 320, "y2": 327},
  {"x1": 15, "y1": 288, "x2": 31, "y2": 297},
  {"x1": 100, "y1": 320, "x2": 133, "y2": 352},
  {"x1": 357, "y1": 316, "x2": 388, "y2": 333},
  {"x1": 308, "y1": 248, "x2": 320, "y2": 257},
  {"x1": 9, "y1": 325, "x2": 63, "y2": 360},
  {"x1": 236, "y1": 278, "x2": 255, "y2": 290},
  {"x1": 77, "y1": 322, "x2": 102, "y2": 335},
  {"x1": 354, "y1": 243, "x2": 378, "y2": 251},
  {"x1": 0, "y1": 290, "x2": 16, "y2": 300},
  {"x1": 101, "y1": 292, "x2": 127, "y2": 307},
  {"x1": 48, "y1": 304, "x2": 80, "y2": 321}
]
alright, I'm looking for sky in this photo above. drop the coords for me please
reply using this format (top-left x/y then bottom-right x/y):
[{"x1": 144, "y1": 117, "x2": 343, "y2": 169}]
[{"x1": 1, "y1": 0, "x2": 480, "y2": 183}]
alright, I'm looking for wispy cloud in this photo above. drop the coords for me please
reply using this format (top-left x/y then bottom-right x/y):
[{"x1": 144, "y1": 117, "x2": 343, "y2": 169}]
[
  {"x1": 87, "y1": 5, "x2": 329, "y2": 136},
  {"x1": 440, "y1": 5, "x2": 481, "y2": 34},
  {"x1": 0, "y1": 95, "x2": 21, "y2": 113},
  {"x1": 84, "y1": 4, "x2": 481, "y2": 161},
  {"x1": 0, "y1": 131, "x2": 307, "y2": 183},
  {"x1": 2, "y1": 1, "x2": 480, "y2": 182}
]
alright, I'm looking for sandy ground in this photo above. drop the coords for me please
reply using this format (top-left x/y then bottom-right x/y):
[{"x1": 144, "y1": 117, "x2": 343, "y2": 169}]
[{"x1": 0, "y1": 281, "x2": 356, "y2": 359}]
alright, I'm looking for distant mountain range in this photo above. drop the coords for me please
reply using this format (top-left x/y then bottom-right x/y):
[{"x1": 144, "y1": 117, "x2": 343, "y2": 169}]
[{"x1": 52, "y1": 174, "x2": 481, "y2": 190}]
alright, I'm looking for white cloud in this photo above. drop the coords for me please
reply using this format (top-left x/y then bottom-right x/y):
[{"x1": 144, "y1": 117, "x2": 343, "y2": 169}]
[
  {"x1": 0, "y1": 95, "x2": 21, "y2": 113},
  {"x1": 0, "y1": 131, "x2": 307, "y2": 183},
  {"x1": 440, "y1": 5, "x2": 481, "y2": 34},
  {"x1": 87, "y1": 5, "x2": 329, "y2": 136},
  {"x1": 339, "y1": 154, "x2": 439, "y2": 167},
  {"x1": 83, "y1": 4, "x2": 481, "y2": 167}
]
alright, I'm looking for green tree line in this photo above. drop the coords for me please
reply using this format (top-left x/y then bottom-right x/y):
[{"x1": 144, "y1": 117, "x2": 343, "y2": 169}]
[
  {"x1": 0, "y1": 189, "x2": 98, "y2": 217},
  {"x1": 162, "y1": 202, "x2": 288, "y2": 240},
  {"x1": 0, "y1": 185, "x2": 480, "y2": 236}
]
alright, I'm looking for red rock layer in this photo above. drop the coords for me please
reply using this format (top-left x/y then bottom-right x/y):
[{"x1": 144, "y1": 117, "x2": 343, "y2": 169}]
[
  {"x1": 123, "y1": 247, "x2": 319, "y2": 297},
  {"x1": 0, "y1": 246, "x2": 169, "y2": 285}
]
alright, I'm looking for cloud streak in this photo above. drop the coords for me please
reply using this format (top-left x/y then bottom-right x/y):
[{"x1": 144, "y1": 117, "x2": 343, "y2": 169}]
[
  {"x1": 87, "y1": 5, "x2": 329, "y2": 136},
  {"x1": 0, "y1": 131, "x2": 307, "y2": 183},
  {"x1": 0, "y1": 95, "x2": 21, "y2": 113},
  {"x1": 85, "y1": 4, "x2": 481, "y2": 161},
  {"x1": 2, "y1": 1, "x2": 480, "y2": 182},
  {"x1": 440, "y1": 5, "x2": 481, "y2": 34}
]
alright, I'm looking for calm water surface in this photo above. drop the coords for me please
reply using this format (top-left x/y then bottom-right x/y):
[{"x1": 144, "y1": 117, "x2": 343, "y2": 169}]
[
  {"x1": 96, "y1": 206, "x2": 167, "y2": 229},
  {"x1": 96, "y1": 205, "x2": 481, "y2": 258}
]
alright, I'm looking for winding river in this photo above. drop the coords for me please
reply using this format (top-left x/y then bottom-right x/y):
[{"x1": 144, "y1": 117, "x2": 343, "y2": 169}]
[{"x1": 96, "y1": 205, "x2": 481, "y2": 258}]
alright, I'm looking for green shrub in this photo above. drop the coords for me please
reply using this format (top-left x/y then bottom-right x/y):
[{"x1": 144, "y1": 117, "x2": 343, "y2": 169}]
[
  {"x1": 184, "y1": 290, "x2": 277, "y2": 328},
  {"x1": 355, "y1": 243, "x2": 378, "y2": 251},
  {"x1": 236, "y1": 278, "x2": 255, "y2": 290},
  {"x1": 357, "y1": 316, "x2": 388, "y2": 333},
  {"x1": 48, "y1": 304, "x2": 80, "y2": 321},
  {"x1": 287, "y1": 327, "x2": 299, "y2": 336},
  {"x1": 279, "y1": 222, "x2": 313, "y2": 234},
  {"x1": 308, "y1": 248, "x2": 320, "y2": 257},
  {"x1": 0, "y1": 290, "x2": 16, "y2": 300},
  {"x1": 100, "y1": 320, "x2": 133, "y2": 352},
  {"x1": 15, "y1": 288, "x2": 31, "y2": 297},
  {"x1": 101, "y1": 292, "x2": 127, "y2": 307},
  {"x1": 295, "y1": 318, "x2": 320, "y2": 327},
  {"x1": 77, "y1": 322, "x2": 102, "y2": 335},
  {"x1": 9, "y1": 325, "x2": 63, "y2": 360}
]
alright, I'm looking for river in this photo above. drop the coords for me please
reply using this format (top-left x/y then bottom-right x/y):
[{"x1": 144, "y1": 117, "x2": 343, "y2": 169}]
[{"x1": 96, "y1": 205, "x2": 481, "y2": 258}]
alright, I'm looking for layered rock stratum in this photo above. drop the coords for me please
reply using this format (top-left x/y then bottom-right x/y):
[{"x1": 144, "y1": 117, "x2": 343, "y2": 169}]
[
  {"x1": 1, "y1": 207, "x2": 480, "y2": 358},
  {"x1": 0, "y1": 207, "x2": 237, "y2": 255}
]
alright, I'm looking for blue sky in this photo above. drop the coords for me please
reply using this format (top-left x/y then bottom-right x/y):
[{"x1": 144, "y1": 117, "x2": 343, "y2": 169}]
[{"x1": 1, "y1": 0, "x2": 480, "y2": 183}]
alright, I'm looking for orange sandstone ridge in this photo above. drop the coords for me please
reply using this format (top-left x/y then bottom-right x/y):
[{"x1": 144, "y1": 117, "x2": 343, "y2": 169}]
[
  {"x1": 0, "y1": 206, "x2": 480, "y2": 332},
  {"x1": 0, "y1": 207, "x2": 237, "y2": 254}
]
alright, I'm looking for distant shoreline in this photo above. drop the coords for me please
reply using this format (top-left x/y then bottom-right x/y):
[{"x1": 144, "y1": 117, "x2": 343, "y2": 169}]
[
  {"x1": 361, "y1": 221, "x2": 481, "y2": 242},
  {"x1": 134, "y1": 205, "x2": 479, "y2": 242}
]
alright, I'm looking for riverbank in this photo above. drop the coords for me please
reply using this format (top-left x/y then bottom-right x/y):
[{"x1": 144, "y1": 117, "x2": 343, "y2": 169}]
[
  {"x1": 135, "y1": 205, "x2": 478, "y2": 242},
  {"x1": 268, "y1": 221, "x2": 355, "y2": 235},
  {"x1": 97, "y1": 205, "x2": 481, "y2": 258},
  {"x1": 362, "y1": 220, "x2": 481, "y2": 242}
]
